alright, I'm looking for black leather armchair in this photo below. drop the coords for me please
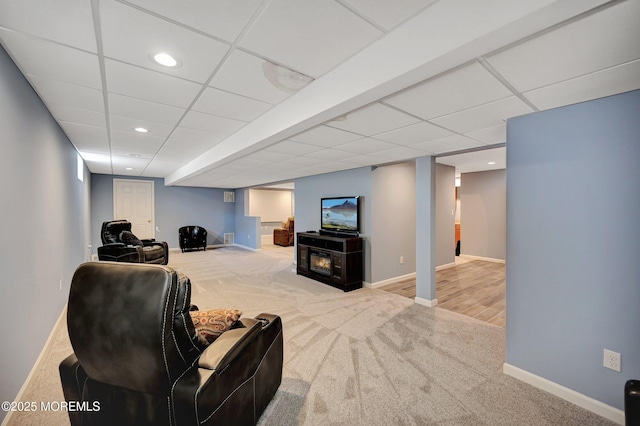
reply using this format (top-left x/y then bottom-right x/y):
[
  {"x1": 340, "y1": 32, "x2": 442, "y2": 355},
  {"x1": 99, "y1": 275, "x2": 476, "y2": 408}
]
[
  {"x1": 97, "y1": 220, "x2": 168, "y2": 265},
  {"x1": 59, "y1": 262, "x2": 283, "y2": 426},
  {"x1": 179, "y1": 225, "x2": 208, "y2": 252}
]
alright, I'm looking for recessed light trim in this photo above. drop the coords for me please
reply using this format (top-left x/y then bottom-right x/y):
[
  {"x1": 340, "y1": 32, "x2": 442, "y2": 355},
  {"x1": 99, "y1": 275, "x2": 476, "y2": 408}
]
[
  {"x1": 134, "y1": 127, "x2": 149, "y2": 133},
  {"x1": 488, "y1": 161, "x2": 496, "y2": 165},
  {"x1": 153, "y1": 52, "x2": 178, "y2": 67},
  {"x1": 125, "y1": 167, "x2": 133, "y2": 171}
]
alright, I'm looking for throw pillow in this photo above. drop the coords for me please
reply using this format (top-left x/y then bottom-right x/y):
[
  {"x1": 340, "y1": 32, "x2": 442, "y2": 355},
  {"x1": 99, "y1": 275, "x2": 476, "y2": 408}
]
[
  {"x1": 119, "y1": 230, "x2": 143, "y2": 247},
  {"x1": 190, "y1": 308, "x2": 242, "y2": 346}
]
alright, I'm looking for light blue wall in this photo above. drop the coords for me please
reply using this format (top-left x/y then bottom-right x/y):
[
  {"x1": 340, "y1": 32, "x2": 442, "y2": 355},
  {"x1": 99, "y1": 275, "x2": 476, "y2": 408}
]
[
  {"x1": 294, "y1": 167, "x2": 373, "y2": 282},
  {"x1": 91, "y1": 174, "x2": 236, "y2": 251},
  {"x1": 415, "y1": 156, "x2": 436, "y2": 302},
  {"x1": 234, "y1": 188, "x2": 261, "y2": 250},
  {"x1": 506, "y1": 90, "x2": 640, "y2": 410},
  {"x1": 0, "y1": 45, "x2": 91, "y2": 420}
]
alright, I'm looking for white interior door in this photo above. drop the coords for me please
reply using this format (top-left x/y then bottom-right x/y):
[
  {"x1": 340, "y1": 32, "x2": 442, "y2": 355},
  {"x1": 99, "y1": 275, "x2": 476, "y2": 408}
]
[{"x1": 114, "y1": 179, "x2": 155, "y2": 239}]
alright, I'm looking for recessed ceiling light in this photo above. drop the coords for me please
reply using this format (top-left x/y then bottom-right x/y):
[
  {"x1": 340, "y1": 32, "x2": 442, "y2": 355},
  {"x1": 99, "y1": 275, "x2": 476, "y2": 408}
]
[
  {"x1": 134, "y1": 127, "x2": 149, "y2": 133},
  {"x1": 153, "y1": 52, "x2": 178, "y2": 67},
  {"x1": 126, "y1": 167, "x2": 133, "y2": 171},
  {"x1": 488, "y1": 161, "x2": 496, "y2": 165},
  {"x1": 127, "y1": 153, "x2": 141, "y2": 157}
]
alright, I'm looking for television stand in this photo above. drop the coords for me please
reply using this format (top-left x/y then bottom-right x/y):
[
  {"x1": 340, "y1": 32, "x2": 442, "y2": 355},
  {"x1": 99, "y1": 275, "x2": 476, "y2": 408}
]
[{"x1": 297, "y1": 232, "x2": 363, "y2": 291}]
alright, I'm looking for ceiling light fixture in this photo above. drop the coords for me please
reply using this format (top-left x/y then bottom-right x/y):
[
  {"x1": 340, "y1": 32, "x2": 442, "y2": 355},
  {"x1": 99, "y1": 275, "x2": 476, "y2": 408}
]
[
  {"x1": 153, "y1": 52, "x2": 178, "y2": 67},
  {"x1": 134, "y1": 127, "x2": 149, "y2": 133},
  {"x1": 125, "y1": 167, "x2": 133, "y2": 171},
  {"x1": 262, "y1": 61, "x2": 313, "y2": 93}
]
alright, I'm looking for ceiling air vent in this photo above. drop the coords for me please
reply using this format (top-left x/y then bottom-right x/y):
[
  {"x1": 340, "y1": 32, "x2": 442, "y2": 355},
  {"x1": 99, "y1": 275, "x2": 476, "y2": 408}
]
[
  {"x1": 224, "y1": 191, "x2": 235, "y2": 203},
  {"x1": 224, "y1": 233, "x2": 234, "y2": 244}
]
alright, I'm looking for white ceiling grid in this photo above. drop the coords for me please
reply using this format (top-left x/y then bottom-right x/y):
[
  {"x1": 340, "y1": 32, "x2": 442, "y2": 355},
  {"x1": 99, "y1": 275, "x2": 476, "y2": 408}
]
[{"x1": 0, "y1": 0, "x2": 638, "y2": 188}]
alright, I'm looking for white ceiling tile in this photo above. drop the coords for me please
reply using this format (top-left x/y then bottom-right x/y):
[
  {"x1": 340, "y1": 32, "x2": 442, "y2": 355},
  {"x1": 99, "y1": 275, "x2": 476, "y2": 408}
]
[
  {"x1": 100, "y1": 0, "x2": 229, "y2": 84},
  {"x1": 239, "y1": 0, "x2": 382, "y2": 77},
  {"x1": 464, "y1": 124, "x2": 506, "y2": 144},
  {"x1": 0, "y1": 29, "x2": 102, "y2": 89},
  {"x1": 109, "y1": 115, "x2": 175, "y2": 138},
  {"x1": 85, "y1": 162, "x2": 113, "y2": 175},
  {"x1": 110, "y1": 130, "x2": 166, "y2": 151},
  {"x1": 410, "y1": 135, "x2": 485, "y2": 154},
  {"x1": 524, "y1": 60, "x2": 640, "y2": 111},
  {"x1": 47, "y1": 105, "x2": 106, "y2": 128},
  {"x1": 125, "y1": 0, "x2": 262, "y2": 43},
  {"x1": 279, "y1": 155, "x2": 322, "y2": 168},
  {"x1": 264, "y1": 140, "x2": 322, "y2": 156},
  {"x1": 373, "y1": 121, "x2": 454, "y2": 145},
  {"x1": 192, "y1": 87, "x2": 273, "y2": 121},
  {"x1": 337, "y1": 155, "x2": 380, "y2": 167},
  {"x1": 303, "y1": 149, "x2": 353, "y2": 162},
  {"x1": 367, "y1": 146, "x2": 426, "y2": 162},
  {"x1": 108, "y1": 93, "x2": 185, "y2": 126},
  {"x1": 326, "y1": 103, "x2": 420, "y2": 136},
  {"x1": 105, "y1": 59, "x2": 201, "y2": 108},
  {"x1": 243, "y1": 150, "x2": 295, "y2": 163},
  {"x1": 0, "y1": 0, "x2": 97, "y2": 52},
  {"x1": 334, "y1": 137, "x2": 398, "y2": 154},
  {"x1": 111, "y1": 155, "x2": 152, "y2": 170},
  {"x1": 58, "y1": 122, "x2": 109, "y2": 150},
  {"x1": 169, "y1": 126, "x2": 226, "y2": 146},
  {"x1": 486, "y1": 0, "x2": 640, "y2": 92},
  {"x1": 340, "y1": 0, "x2": 436, "y2": 30},
  {"x1": 27, "y1": 75, "x2": 105, "y2": 112},
  {"x1": 180, "y1": 110, "x2": 246, "y2": 135},
  {"x1": 288, "y1": 125, "x2": 362, "y2": 146},
  {"x1": 384, "y1": 62, "x2": 513, "y2": 120},
  {"x1": 210, "y1": 50, "x2": 305, "y2": 104},
  {"x1": 430, "y1": 96, "x2": 533, "y2": 133}
]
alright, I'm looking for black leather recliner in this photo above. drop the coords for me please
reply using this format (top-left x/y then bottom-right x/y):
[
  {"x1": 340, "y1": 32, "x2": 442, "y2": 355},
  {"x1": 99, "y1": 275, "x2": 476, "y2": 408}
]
[
  {"x1": 179, "y1": 225, "x2": 208, "y2": 252},
  {"x1": 59, "y1": 262, "x2": 283, "y2": 425},
  {"x1": 97, "y1": 220, "x2": 169, "y2": 265}
]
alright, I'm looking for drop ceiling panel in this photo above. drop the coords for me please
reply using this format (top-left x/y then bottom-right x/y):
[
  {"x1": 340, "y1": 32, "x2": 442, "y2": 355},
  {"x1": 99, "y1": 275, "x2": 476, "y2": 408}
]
[
  {"x1": 340, "y1": 0, "x2": 437, "y2": 31},
  {"x1": 125, "y1": 0, "x2": 262, "y2": 43},
  {"x1": 486, "y1": 0, "x2": 640, "y2": 92},
  {"x1": 105, "y1": 59, "x2": 201, "y2": 108},
  {"x1": 430, "y1": 96, "x2": 533, "y2": 134},
  {"x1": 523, "y1": 60, "x2": 640, "y2": 111},
  {"x1": 47, "y1": 105, "x2": 106, "y2": 129},
  {"x1": 410, "y1": 135, "x2": 485, "y2": 154},
  {"x1": 334, "y1": 137, "x2": 398, "y2": 154},
  {"x1": 85, "y1": 162, "x2": 112, "y2": 175},
  {"x1": 327, "y1": 103, "x2": 420, "y2": 136},
  {"x1": 109, "y1": 115, "x2": 175, "y2": 138},
  {"x1": 108, "y1": 93, "x2": 185, "y2": 126},
  {"x1": 0, "y1": 30, "x2": 101, "y2": 89},
  {"x1": 27, "y1": 76, "x2": 105, "y2": 112},
  {"x1": 110, "y1": 130, "x2": 166, "y2": 153},
  {"x1": 436, "y1": 147, "x2": 506, "y2": 173},
  {"x1": 279, "y1": 156, "x2": 321, "y2": 168},
  {"x1": 288, "y1": 125, "x2": 362, "y2": 147},
  {"x1": 168, "y1": 126, "x2": 226, "y2": 146},
  {"x1": 373, "y1": 121, "x2": 454, "y2": 145},
  {"x1": 303, "y1": 149, "x2": 354, "y2": 162},
  {"x1": 100, "y1": 0, "x2": 229, "y2": 84},
  {"x1": 264, "y1": 140, "x2": 323, "y2": 156},
  {"x1": 58, "y1": 122, "x2": 109, "y2": 150},
  {"x1": 367, "y1": 146, "x2": 426, "y2": 162},
  {"x1": 192, "y1": 87, "x2": 273, "y2": 121},
  {"x1": 384, "y1": 61, "x2": 513, "y2": 120},
  {"x1": 180, "y1": 110, "x2": 246, "y2": 135},
  {"x1": 242, "y1": 150, "x2": 295, "y2": 163},
  {"x1": 210, "y1": 50, "x2": 302, "y2": 104},
  {"x1": 0, "y1": 0, "x2": 97, "y2": 52},
  {"x1": 238, "y1": 0, "x2": 383, "y2": 77},
  {"x1": 464, "y1": 124, "x2": 506, "y2": 144}
]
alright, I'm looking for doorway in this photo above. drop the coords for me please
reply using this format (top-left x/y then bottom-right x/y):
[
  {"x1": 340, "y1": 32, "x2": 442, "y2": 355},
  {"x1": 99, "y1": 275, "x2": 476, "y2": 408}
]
[{"x1": 113, "y1": 179, "x2": 155, "y2": 239}]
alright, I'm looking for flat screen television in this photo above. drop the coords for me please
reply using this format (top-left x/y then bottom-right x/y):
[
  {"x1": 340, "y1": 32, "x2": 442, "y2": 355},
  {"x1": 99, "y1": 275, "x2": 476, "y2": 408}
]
[{"x1": 321, "y1": 196, "x2": 360, "y2": 234}]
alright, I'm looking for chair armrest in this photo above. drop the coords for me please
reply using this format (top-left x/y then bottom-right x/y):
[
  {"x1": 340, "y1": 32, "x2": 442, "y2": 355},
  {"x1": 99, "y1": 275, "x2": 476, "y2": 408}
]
[
  {"x1": 101, "y1": 242, "x2": 126, "y2": 248},
  {"x1": 141, "y1": 238, "x2": 156, "y2": 244},
  {"x1": 198, "y1": 319, "x2": 261, "y2": 372}
]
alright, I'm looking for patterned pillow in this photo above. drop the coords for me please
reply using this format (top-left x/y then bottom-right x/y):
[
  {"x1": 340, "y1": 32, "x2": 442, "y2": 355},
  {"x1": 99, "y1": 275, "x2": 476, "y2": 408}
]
[
  {"x1": 119, "y1": 230, "x2": 143, "y2": 247},
  {"x1": 189, "y1": 308, "x2": 242, "y2": 346}
]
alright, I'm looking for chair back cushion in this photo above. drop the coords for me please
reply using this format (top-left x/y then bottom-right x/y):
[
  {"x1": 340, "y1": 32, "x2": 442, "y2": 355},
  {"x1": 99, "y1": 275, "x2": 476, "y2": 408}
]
[
  {"x1": 67, "y1": 262, "x2": 201, "y2": 395},
  {"x1": 101, "y1": 220, "x2": 132, "y2": 244}
]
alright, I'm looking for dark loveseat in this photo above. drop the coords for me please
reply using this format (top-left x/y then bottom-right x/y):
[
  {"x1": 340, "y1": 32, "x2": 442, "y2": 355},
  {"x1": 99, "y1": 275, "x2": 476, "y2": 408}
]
[
  {"x1": 59, "y1": 262, "x2": 283, "y2": 425},
  {"x1": 97, "y1": 220, "x2": 168, "y2": 265}
]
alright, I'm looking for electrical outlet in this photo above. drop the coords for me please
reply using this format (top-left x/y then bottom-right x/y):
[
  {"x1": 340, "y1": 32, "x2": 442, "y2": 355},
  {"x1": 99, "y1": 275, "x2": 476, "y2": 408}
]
[
  {"x1": 603, "y1": 349, "x2": 621, "y2": 372},
  {"x1": 59, "y1": 279, "x2": 63, "y2": 292},
  {"x1": 400, "y1": 256, "x2": 404, "y2": 264}
]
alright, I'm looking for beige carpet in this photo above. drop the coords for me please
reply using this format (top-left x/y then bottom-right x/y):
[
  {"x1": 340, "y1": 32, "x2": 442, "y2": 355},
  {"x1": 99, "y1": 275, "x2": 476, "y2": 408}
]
[{"x1": 7, "y1": 245, "x2": 614, "y2": 425}]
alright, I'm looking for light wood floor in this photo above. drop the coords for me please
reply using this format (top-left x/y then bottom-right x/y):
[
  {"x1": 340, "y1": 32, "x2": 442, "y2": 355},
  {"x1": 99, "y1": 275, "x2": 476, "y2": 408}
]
[{"x1": 379, "y1": 259, "x2": 506, "y2": 327}]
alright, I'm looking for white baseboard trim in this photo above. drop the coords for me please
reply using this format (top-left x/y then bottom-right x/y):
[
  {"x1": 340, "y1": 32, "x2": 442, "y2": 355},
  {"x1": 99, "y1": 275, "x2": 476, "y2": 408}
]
[
  {"x1": 231, "y1": 243, "x2": 261, "y2": 252},
  {"x1": 460, "y1": 254, "x2": 506, "y2": 264},
  {"x1": 366, "y1": 272, "x2": 416, "y2": 289},
  {"x1": 415, "y1": 296, "x2": 438, "y2": 308},
  {"x1": 2, "y1": 305, "x2": 67, "y2": 426},
  {"x1": 435, "y1": 262, "x2": 457, "y2": 271},
  {"x1": 503, "y1": 363, "x2": 624, "y2": 425}
]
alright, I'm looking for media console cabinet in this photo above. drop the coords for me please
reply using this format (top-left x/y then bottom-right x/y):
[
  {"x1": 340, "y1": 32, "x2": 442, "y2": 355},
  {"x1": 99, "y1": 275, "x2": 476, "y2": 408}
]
[{"x1": 296, "y1": 232, "x2": 363, "y2": 291}]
